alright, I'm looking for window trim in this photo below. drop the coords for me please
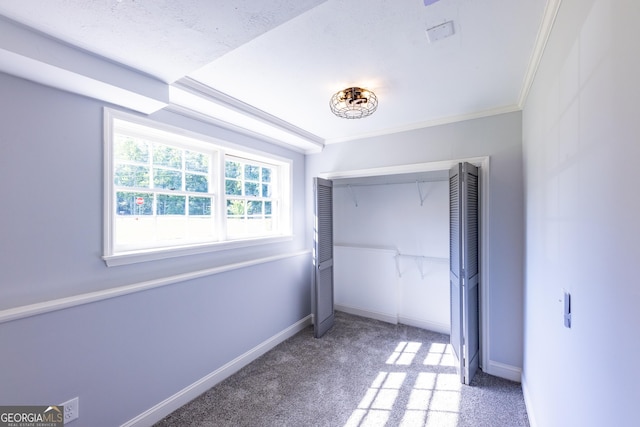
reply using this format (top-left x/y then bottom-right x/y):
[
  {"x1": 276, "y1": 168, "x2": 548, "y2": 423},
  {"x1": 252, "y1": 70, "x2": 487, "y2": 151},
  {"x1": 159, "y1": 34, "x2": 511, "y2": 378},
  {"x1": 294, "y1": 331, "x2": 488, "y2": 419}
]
[{"x1": 103, "y1": 108, "x2": 293, "y2": 267}]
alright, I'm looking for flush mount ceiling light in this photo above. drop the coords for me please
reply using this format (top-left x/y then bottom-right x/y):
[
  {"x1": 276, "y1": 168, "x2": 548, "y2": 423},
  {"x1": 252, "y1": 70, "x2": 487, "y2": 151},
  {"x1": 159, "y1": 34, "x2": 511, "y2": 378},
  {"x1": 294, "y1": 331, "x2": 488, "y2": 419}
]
[{"x1": 329, "y1": 87, "x2": 378, "y2": 119}]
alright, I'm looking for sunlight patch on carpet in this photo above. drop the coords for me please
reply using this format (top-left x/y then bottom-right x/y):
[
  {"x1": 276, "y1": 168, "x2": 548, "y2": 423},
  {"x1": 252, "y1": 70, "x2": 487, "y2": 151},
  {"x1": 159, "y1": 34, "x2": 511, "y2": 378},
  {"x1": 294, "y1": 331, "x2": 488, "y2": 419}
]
[{"x1": 345, "y1": 342, "x2": 461, "y2": 427}]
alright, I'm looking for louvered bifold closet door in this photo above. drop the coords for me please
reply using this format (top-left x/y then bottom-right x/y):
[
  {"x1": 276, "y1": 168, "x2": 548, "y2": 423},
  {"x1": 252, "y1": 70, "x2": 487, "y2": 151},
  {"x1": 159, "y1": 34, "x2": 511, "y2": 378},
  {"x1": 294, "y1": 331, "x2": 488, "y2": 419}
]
[
  {"x1": 313, "y1": 177, "x2": 335, "y2": 338},
  {"x1": 450, "y1": 162, "x2": 480, "y2": 385},
  {"x1": 463, "y1": 162, "x2": 480, "y2": 385},
  {"x1": 449, "y1": 164, "x2": 464, "y2": 382}
]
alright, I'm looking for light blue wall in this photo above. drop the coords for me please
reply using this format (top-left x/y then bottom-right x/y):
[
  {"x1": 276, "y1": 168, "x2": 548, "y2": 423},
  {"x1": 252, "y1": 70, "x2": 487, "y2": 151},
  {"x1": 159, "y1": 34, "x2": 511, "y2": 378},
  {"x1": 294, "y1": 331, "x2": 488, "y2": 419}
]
[
  {"x1": 522, "y1": 0, "x2": 640, "y2": 425},
  {"x1": 0, "y1": 72, "x2": 311, "y2": 425},
  {"x1": 0, "y1": 72, "x2": 308, "y2": 310},
  {"x1": 306, "y1": 111, "x2": 525, "y2": 375}
]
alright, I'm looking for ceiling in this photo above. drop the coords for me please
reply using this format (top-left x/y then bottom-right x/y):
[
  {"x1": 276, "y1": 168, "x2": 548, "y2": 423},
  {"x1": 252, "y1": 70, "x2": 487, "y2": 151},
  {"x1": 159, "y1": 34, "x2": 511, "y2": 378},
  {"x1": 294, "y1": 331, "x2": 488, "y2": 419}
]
[{"x1": 0, "y1": 0, "x2": 550, "y2": 150}]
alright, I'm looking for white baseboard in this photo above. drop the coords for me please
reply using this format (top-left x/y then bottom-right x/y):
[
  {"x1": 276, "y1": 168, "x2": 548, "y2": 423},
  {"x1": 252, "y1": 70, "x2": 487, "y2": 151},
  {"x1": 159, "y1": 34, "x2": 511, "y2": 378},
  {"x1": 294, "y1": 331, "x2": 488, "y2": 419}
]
[
  {"x1": 335, "y1": 304, "x2": 398, "y2": 325},
  {"x1": 485, "y1": 359, "x2": 522, "y2": 383},
  {"x1": 521, "y1": 373, "x2": 537, "y2": 427},
  {"x1": 397, "y1": 315, "x2": 449, "y2": 335},
  {"x1": 121, "y1": 315, "x2": 312, "y2": 427}
]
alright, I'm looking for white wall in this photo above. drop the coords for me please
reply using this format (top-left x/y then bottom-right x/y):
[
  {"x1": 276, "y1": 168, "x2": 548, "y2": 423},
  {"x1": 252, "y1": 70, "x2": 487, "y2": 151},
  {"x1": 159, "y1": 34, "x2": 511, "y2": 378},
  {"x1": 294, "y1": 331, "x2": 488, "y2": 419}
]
[
  {"x1": 0, "y1": 72, "x2": 311, "y2": 426},
  {"x1": 333, "y1": 180, "x2": 450, "y2": 332},
  {"x1": 521, "y1": 0, "x2": 640, "y2": 426},
  {"x1": 334, "y1": 245, "x2": 400, "y2": 323},
  {"x1": 306, "y1": 111, "x2": 525, "y2": 380}
]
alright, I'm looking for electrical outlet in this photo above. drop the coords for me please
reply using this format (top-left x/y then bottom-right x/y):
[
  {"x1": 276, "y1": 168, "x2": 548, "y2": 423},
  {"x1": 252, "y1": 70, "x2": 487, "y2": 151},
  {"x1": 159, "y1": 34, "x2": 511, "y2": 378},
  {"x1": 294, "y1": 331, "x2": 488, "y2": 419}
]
[{"x1": 60, "y1": 397, "x2": 79, "y2": 424}]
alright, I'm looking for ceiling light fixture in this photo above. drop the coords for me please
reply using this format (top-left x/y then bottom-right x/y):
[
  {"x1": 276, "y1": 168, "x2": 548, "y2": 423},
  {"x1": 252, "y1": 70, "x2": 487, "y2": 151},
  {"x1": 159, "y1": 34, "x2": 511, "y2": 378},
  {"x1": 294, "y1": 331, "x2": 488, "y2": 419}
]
[{"x1": 329, "y1": 87, "x2": 378, "y2": 119}]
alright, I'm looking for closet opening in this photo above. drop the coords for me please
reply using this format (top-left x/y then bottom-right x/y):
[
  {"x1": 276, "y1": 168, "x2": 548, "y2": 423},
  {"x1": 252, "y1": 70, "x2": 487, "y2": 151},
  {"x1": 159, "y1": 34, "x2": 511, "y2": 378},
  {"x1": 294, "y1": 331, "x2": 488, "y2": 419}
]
[{"x1": 314, "y1": 157, "x2": 489, "y2": 378}]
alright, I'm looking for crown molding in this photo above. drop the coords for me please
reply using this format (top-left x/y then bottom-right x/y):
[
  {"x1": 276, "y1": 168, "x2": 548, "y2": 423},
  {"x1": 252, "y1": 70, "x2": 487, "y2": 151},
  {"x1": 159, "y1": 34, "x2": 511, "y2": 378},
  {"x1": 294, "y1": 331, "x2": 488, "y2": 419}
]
[
  {"x1": 517, "y1": 0, "x2": 563, "y2": 108},
  {"x1": 324, "y1": 104, "x2": 522, "y2": 145}
]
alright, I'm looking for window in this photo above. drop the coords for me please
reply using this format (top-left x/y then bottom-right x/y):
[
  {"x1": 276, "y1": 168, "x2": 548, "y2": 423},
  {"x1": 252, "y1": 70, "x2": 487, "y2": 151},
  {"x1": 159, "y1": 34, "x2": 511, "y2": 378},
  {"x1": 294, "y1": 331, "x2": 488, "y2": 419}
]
[
  {"x1": 113, "y1": 134, "x2": 215, "y2": 247},
  {"x1": 104, "y1": 109, "x2": 292, "y2": 266},
  {"x1": 225, "y1": 157, "x2": 277, "y2": 238}
]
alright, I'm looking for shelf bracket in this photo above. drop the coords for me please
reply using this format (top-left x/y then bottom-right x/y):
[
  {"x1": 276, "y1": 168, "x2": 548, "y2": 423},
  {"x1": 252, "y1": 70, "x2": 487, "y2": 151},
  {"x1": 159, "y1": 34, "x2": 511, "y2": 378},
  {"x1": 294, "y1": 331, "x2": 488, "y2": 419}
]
[
  {"x1": 416, "y1": 181, "x2": 429, "y2": 206},
  {"x1": 347, "y1": 184, "x2": 358, "y2": 207},
  {"x1": 415, "y1": 257, "x2": 426, "y2": 279}
]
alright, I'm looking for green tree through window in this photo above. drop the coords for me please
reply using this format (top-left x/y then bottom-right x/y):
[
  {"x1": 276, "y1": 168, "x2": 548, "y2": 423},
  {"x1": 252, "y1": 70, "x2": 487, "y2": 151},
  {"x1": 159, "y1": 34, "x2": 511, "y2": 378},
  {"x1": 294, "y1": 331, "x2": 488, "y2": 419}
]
[{"x1": 224, "y1": 158, "x2": 275, "y2": 238}]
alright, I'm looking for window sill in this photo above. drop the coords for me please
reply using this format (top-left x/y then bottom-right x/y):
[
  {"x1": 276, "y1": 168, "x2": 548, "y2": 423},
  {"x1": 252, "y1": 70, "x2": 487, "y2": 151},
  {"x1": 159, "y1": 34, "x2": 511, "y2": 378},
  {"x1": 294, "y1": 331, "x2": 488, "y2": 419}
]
[{"x1": 103, "y1": 235, "x2": 294, "y2": 267}]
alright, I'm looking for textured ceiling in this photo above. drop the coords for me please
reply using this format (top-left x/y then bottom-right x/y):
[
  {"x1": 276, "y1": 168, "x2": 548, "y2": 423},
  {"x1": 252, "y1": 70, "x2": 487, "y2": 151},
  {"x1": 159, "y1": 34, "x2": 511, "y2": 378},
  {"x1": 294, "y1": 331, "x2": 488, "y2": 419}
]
[
  {"x1": 0, "y1": 0, "x2": 548, "y2": 144},
  {"x1": 0, "y1": 0, "x2": 327, "y2": 83}
]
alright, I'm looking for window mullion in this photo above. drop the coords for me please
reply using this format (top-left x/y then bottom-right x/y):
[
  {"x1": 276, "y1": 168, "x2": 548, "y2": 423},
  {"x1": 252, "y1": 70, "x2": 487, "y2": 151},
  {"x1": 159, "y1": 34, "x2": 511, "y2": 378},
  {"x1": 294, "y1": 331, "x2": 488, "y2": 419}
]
[
  {"x1": 217, "y1": 151, "x2": 227, "y2": 241},
  {"x1": 182, "y1": 148, "x2": 188, "y2": 220}
]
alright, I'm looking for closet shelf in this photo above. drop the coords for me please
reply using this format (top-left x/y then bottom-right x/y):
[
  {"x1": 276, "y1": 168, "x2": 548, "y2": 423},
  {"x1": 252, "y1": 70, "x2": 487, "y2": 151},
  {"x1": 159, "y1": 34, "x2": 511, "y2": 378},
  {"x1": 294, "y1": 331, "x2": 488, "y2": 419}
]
[
  {"x1": 394, "y1": 253, "x2": 448, "y2": 279},
  {"x1": 335, "y1": 180, "x2": 437, "y2": 207}
]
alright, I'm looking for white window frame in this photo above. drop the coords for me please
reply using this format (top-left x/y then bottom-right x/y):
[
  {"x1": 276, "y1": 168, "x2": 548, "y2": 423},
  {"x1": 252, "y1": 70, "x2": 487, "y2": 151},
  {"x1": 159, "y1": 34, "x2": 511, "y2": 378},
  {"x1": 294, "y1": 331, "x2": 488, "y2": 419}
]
[{"x1": 103, "y1": 108, "x2": 293, "y2": 267}]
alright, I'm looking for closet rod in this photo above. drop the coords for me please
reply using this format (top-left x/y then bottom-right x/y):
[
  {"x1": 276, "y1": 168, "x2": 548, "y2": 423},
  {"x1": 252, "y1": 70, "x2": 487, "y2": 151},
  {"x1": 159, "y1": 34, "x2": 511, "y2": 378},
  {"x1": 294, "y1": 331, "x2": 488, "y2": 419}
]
[{"x1": 395, "y1": 253, "x2": 448, "y2": 262}]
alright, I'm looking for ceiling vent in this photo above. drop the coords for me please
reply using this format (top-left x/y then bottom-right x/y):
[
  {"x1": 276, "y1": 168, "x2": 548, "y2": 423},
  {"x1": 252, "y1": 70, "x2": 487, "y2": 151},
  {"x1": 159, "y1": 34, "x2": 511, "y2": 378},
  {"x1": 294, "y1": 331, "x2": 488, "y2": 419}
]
[{"x1": 426, "y1": 21, "x2": 455, "y2": 43}]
